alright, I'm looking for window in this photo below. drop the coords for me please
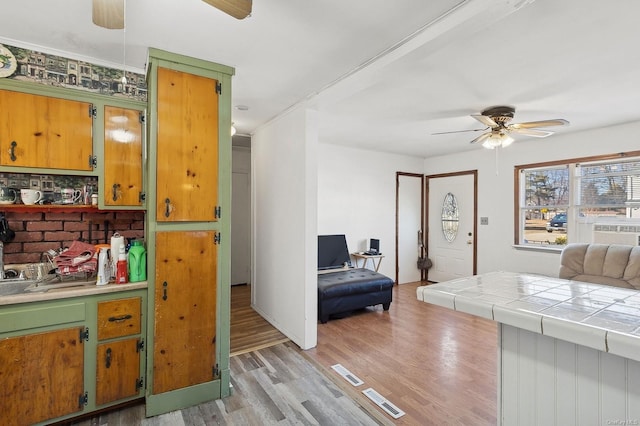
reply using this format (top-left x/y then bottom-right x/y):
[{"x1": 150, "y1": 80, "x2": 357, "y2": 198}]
[{"x1": 516, "y1": 151, "x2": 640, "y2": 247}]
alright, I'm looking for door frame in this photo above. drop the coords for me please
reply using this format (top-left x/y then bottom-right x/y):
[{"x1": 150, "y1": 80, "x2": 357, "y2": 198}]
[
  {"x1": 395, "y1": 172, "x2": 425, "y2": 284},
  {"x1": 425, "y1": 170, "x2": 478, "y2": 281}
]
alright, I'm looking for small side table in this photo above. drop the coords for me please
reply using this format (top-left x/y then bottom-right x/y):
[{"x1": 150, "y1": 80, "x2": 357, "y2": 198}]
[{"x1": 351, "y1": 253, "x2": 384, "y2": 272}]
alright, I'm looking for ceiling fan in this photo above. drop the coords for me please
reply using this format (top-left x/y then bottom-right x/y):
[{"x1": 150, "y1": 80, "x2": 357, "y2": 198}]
[
  {"x1": 92, "y1": 0, "x2": 252, "y2": 29},
  {"x1": 433, "y1": 106, "x2": 569, "y2": 149}
]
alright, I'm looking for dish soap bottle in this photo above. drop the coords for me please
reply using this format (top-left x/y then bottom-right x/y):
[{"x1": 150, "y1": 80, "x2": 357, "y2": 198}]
[
  {"x1": 115, "y1": 245, "x2": 128, "y2": 284},
  {"x1": 128, "y1": 240, "x2": 146, "y2": 283},
  {"x1": 96, "y1": 247, "x2": 111, "y2": 286}
]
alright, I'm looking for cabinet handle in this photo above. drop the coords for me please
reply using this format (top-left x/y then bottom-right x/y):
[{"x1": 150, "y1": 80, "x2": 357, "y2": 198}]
[
  {"x1": 163, "y1": 281, "x2": 168, "y2": 300},
  {"x1": 164, "y1": 198, "x2": 171, "y2": 217},
  {"x1": 112, "y1": 183, "x2": 121, "y2": 201},
  {"x1": 105, "y1": 347, "x2": 112, "y2": 368},
  {"x1": 108, "y1": 314, "x2": 132, "y2": 322},
  {"x1": 9, "y1": 141, "x2": 17, "y2": 162}
]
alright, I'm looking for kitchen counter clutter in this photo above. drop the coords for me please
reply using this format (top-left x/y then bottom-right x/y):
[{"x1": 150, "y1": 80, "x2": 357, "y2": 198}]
[{"x1": 418, "y1": 271, "x2": 640, "y2": 425}]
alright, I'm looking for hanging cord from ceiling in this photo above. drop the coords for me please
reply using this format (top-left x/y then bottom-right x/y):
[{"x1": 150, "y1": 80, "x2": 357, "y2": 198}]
[{"x1": 121, "y1": 0, "x2": 127, "y2": 85}]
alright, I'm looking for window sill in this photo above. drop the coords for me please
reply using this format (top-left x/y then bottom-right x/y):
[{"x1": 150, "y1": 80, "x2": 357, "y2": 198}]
[{"x1": 512, "y1": 244, "x2": 563, "y2": 253}]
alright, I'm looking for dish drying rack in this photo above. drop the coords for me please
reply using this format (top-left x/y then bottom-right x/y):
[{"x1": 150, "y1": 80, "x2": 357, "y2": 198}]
[{"x1": 25, "y1": 250, "x2": 96, "y2": 283}]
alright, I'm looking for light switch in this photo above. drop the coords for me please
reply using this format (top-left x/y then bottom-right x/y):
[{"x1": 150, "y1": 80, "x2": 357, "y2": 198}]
[{"x1": 480, "y1": 217, "x2": 489, "y2": 225}]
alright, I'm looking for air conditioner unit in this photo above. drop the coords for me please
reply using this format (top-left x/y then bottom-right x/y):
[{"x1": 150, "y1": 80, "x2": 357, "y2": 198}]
[{"x1": 593, "y1": 223, "x2": 640, "y2": 245}]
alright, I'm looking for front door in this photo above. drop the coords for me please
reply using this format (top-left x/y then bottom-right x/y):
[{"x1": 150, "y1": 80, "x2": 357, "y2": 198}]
[{"x1": 426, "y1": 171, "x2": 477, "y2": 282}]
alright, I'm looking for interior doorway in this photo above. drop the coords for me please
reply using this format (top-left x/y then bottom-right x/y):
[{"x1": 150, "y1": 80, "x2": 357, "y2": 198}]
[
  {"x1": 395, "y1": 172, "x2": 425, "y2": 284},
  {"x1": 425, "y1": 170, "x2": 477, "y2": 282},
  {"x1": 231, "y1": 171, "x2": 251, "y2": 285},
  {"x1": 231, "y1": 142, "x2": 251, "y2": 286}
]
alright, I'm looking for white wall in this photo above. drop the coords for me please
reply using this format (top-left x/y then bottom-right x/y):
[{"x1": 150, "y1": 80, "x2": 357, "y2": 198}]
[
  {"x1": 317, "y1": 144, "x2": 424, "y2": 278},
  {"x1": 252, "y1": 104, "x2": 318, "y2": 350},
  {"x1": 423, "y1": 120, "x2": 640, "y2": 277}
]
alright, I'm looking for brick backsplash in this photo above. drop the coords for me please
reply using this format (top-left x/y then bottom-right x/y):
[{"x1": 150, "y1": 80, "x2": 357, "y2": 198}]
[{"x1": 3, "y1": 211, "x2": 145, "y2": 264}]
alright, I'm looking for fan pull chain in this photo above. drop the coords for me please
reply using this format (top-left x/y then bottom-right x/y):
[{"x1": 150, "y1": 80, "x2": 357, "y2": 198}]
[{"x1": 121, "y1": 0, "x2": 127, "y2": 86}]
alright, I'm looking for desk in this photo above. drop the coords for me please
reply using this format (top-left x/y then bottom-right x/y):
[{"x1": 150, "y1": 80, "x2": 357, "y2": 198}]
[
  {"x1": 417, "y1": 271, "x2": 640, "y2": 425},
  {"x1": 351, "y1": 253, "x2": 384, "y2": 272}
]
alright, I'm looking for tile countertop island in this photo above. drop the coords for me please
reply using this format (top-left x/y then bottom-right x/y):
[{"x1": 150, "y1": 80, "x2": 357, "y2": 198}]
[{"x1": 417, "y1": 271, "x2": 640, "y2": 425}]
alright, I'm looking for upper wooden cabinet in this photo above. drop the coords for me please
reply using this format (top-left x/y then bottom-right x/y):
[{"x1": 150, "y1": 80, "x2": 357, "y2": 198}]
[
  {"x1": 103, "y1": 106, "x2": 144, "y2": 206},
  {"x1": 156, "y1": 67, "x2": 219, "y2": 222},
  {"x1": 0, "y1": 89, "x2": 93, "y2": 171}
]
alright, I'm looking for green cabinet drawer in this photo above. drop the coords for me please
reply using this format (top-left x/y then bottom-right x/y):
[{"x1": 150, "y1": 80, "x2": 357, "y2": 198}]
[{"x1": 0, "y1": 302, "x2": 85, "y2": 333}]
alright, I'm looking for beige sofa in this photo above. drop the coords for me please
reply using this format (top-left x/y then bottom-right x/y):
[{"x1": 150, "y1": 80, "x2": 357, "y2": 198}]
[{"x1": 559, "y1": 243, "x2": 640, "y2": 289}]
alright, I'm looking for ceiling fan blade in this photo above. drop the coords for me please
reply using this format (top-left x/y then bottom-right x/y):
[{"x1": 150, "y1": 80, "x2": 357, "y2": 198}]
[
  {"x1": 92, "y1": 0, "x2": 124, "y2": 29},
  {"x1": 432, "y1": 127, "x2": 488, "y2": 136},
  {"x1": 202, "y1": 0, "x2": 252, "y2": 19},
  {"x1": 470, "y1": 133, "x2": 491, "y2": 145},
  {"x1": 511, "y1": 119, "x2": 569, "y2": 129},
  {"x1": 509, "y1": 127, "x2": 554, "y2": 138},
  {"x1": 471, "y1": 114, "x2": 498, "y2": 127}
]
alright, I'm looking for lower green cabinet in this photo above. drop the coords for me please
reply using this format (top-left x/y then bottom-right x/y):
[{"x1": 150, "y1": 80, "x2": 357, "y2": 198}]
[{"x1": 0, "y1": 288, "x2": 147, "y2": 426}]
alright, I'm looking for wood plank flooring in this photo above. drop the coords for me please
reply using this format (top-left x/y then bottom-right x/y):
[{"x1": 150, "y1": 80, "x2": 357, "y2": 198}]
[
  {"x1": 68, "y1": 341, "x2": 379, "y2": 425},
  {"x1": 230, "y1": 284, "x2": 289, "y2": 356},
  {"x1": 67, "y1": 281, "x2": 498, "y2": 425},
  {"x1": 302, "y1": 281, "x2": 498, "y2": 425}
]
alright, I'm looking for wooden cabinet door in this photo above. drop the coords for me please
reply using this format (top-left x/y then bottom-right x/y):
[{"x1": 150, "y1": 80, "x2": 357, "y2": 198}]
[
  {"x1": 96, "y1": 338, "x2": 141, "y2": 406},
  {"x1": 153, "y1": 231, "x2": 217, "y2": 394},
  {"x1": 0, "y1": 89, "x2": 93, "y2": 170},
  {"x1": 0, "y1": 327, "x2": 84, "y2": 425},
  {"x1": 104, "y1": 106, "x2": 143, "y2": 206},
  {"x1": 156, "y1": 67, "x2": 219, "y2": 222}
]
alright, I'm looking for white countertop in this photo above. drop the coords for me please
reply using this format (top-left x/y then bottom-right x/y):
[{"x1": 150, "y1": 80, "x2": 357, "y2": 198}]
[
  {"x1": 0, "y1": 281, "x2": 148, "y2": 306},
  {"x1": 417, "y1": 271, "x2": 640, "y2": 362}
]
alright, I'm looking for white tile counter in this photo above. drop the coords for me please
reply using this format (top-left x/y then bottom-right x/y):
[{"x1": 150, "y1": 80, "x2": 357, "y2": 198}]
[
  {"x1": 417, "y1": 270, "x2": 640, "y2": 361},
  {"x1": 418, "y1": 271, "x2": 640, "y2": 425}
]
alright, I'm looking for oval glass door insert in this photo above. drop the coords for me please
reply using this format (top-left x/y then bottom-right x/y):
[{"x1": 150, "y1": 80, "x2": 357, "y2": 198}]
[{"x1": 441, "y1": 192, "x2": 459, "y2": 242}]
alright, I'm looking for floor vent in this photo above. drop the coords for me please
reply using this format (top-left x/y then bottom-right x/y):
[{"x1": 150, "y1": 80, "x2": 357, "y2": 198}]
[
  {"x1": 331, "y1": 363, "x2": 364, "y2": 386},
  {"x1": 362, "y1": 387, "x2": 405, "y2": 419}
]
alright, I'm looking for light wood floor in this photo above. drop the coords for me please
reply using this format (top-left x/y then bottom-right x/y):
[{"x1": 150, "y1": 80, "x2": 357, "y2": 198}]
[
  {"x1": 68, "y1": 282, "x2": 497, "y2": 425},
  {"x1": 230, "y1": 284, "x2": 289, "y2": 356},
  {"x1": 303, "y1": 281, "x2": 498, "y2": 425},
  {"x1": 69, "y1": 341, "x2": 379, "y2": 425}
]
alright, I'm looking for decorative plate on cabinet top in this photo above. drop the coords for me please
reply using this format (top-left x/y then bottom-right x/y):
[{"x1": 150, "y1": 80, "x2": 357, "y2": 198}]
[{"x1": 0, "y1": 44, "x2": 17, "y2": 78}]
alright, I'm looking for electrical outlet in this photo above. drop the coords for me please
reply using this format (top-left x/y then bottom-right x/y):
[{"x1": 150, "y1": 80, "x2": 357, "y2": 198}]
[{"x1": 480, "y1": 217, "x2": 489, "y2": 225}]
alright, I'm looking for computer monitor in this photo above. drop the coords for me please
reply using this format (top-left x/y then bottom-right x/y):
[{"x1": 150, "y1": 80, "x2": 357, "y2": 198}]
[
  {"x1": 318, "y1": 234, "x2": 352, "y2": 270},
  {"x1": 369, "y1": 238, "x2": 380, "y2": 254}
]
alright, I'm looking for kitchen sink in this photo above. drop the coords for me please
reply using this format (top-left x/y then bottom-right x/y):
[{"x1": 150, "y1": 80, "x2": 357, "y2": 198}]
[
  {"x1": 0, "y1": 268, "x2": 96, "y2": 296},
  {"x1": 0, "y1": 278, "x2": 40, "y2": 296}
]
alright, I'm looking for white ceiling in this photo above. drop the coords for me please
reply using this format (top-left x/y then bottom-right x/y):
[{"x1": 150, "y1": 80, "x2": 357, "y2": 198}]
[{"x1": 1, "y1": 0, "x2": 639, "y2": 158}]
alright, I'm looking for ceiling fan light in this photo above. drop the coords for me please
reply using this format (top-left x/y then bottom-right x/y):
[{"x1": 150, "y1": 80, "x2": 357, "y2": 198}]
[
  {"x1": 482, "y1": 132, "x2": 513, "y2": 149},
  {"x1": 501, "y1": 134, "x2": 514, "y2": 147}
]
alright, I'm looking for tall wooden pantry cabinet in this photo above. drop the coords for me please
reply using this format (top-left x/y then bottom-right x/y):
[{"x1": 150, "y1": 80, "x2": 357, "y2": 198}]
[{"x1": 144, "y1": 48, "x2": 233, "y2": 416}]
